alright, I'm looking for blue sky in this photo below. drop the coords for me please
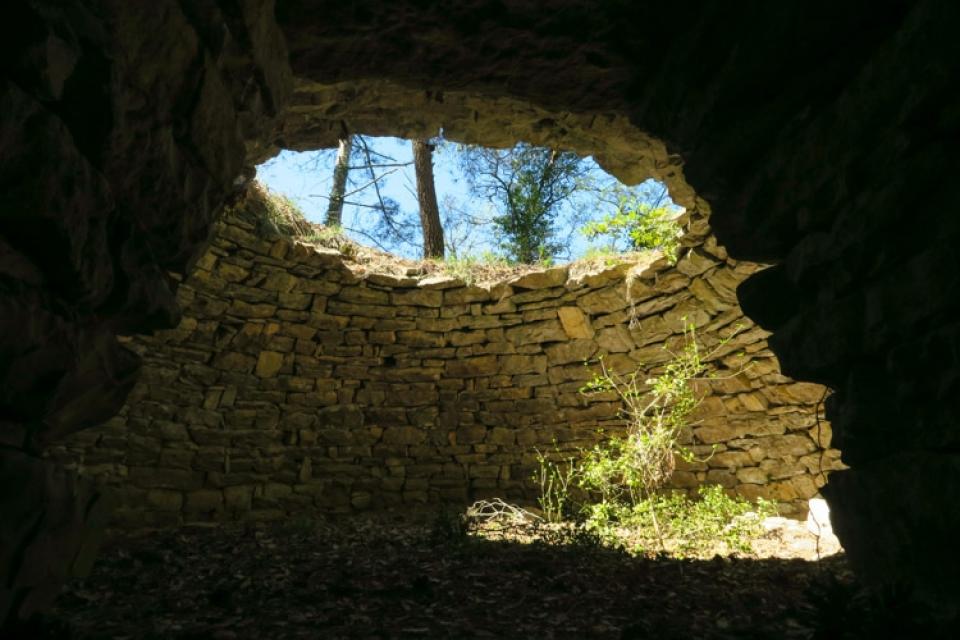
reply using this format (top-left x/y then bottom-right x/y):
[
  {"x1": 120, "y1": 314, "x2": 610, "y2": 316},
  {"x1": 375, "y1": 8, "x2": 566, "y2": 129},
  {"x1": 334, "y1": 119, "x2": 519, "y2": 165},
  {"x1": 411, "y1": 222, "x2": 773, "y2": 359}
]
[{"x1": 255, "y1": 136, "x2": 676, "y2": 261}]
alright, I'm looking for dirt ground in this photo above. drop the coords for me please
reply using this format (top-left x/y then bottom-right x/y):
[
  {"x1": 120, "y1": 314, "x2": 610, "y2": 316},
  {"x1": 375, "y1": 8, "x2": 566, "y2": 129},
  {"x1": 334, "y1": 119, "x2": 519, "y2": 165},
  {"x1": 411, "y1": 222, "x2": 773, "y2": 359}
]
[{"x1": 19, "y1": 507, "x2": 890, "y2": 639}]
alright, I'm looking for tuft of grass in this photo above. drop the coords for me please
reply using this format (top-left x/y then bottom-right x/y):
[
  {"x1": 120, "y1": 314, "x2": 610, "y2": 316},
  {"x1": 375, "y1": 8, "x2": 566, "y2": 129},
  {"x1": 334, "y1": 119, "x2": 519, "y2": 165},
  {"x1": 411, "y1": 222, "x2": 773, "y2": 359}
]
[
  {"x1": 431, "y1": 251, "x2": 514, "y2": 285},
  {"x1": 581, "y1": 245, "x2": 627, "y2": 267},
  {"x1": 256, "y1": 184, "x2": 313, "y2": 238}
]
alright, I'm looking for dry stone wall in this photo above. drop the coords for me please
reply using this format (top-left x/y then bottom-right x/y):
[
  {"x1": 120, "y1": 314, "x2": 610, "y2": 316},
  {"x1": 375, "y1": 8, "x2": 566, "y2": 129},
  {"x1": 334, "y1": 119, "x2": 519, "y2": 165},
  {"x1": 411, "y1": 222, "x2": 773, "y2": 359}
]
[{"x1": 50, "y1": 193, "x2": 842, "y2": 528}]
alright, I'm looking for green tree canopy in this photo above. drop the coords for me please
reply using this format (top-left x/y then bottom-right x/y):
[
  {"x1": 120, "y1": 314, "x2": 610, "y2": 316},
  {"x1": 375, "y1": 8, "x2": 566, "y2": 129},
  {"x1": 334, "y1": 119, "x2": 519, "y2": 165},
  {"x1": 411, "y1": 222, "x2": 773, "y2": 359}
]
[
  {"x1": 581, "y1": 184, "x2": 682, "y2": 262},
  {"x1": 457, "y1": 143, "x2": 592, "y2": 264}
]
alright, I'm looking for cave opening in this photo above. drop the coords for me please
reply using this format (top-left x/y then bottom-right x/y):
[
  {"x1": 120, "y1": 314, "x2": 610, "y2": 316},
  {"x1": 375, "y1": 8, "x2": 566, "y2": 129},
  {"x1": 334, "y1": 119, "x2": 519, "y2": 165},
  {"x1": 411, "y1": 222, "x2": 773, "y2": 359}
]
[
  {"x1": 5, "y1": 1, "x2": 958, "y2": 635},
  {"x1": 34, "y1": 118, "x2": 848, "y2": 634},
  {"x1": 254, "y1": 135, "x2": 684, "y2": 266}
]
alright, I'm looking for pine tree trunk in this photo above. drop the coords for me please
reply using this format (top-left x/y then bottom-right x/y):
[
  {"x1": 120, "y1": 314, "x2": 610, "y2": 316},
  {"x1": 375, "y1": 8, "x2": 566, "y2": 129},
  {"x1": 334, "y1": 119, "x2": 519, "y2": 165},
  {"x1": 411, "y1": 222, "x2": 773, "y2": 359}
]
[
  {"x1": 325, "y1": 135, "x2": 353, "y2": 227},
  {"x1": 412, "y1": 138, "x2": 445, "y2": 259}
]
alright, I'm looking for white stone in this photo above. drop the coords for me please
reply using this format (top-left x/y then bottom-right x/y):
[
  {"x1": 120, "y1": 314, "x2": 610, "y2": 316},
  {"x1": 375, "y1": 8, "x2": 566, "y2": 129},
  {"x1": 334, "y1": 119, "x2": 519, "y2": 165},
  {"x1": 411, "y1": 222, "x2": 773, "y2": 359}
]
[{"x1": 806, "y1": 497, "x2": 832, "y2": 536}]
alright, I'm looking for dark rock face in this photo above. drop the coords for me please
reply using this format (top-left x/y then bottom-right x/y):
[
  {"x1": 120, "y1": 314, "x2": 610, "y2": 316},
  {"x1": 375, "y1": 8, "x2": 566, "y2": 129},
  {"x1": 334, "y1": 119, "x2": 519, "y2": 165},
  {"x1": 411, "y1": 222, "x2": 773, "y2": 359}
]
[
  {"x1": 0, "y1": 0, "x2": 289, "y2": 624},
  {"x1": 1, "y1": 0, "x2": 957, "y2": 625}
]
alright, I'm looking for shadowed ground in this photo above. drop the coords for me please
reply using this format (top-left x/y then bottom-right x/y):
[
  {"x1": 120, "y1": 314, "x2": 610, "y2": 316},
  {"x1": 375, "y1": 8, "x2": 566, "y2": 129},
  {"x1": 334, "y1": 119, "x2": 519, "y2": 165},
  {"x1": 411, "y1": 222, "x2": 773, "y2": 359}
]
[{"x1": 24, "y1": 513, "x2": 930, "y2": 639}]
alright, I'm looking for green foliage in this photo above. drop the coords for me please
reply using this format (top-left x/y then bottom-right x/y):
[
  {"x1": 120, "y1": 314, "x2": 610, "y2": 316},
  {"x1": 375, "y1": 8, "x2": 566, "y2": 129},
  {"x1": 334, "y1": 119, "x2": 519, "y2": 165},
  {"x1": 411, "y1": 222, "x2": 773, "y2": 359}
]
[
  {"x1": 457, "y1": 143, "x2": 592, "y2": 264},
  {"x1": 582, "y1": 486, "x2": 777, "y2": 556},
  {"x1": 580, "y1": 245, "x2": 626, "y2": 267},
  {"x1": 534, "y1": 447, "x2": 579, "y2": 524},
  {"x1": 581, "y1": 192, "x2": 682, "y2": 263},
  {"x1": 259, "y1": 186, "x2": 313, "y2": 238},
  {"x1": 532, "y1": 322, "x2": 775, "y2": 556},
  {"x1": 577, "y1": 324, "x2": 708, "y2": 507}
]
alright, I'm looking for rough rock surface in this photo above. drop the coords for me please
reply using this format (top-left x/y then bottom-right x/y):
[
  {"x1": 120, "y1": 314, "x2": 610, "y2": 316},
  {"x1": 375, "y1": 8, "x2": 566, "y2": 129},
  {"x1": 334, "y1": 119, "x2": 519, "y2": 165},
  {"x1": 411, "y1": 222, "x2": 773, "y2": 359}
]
[
  {"x1": 0, "y1": 0, "x2": 290, "y2": 625},
  {"x1": 49, "y1": 189, "x2": 840, "y2": 527},
  {"x1": 1, "y1": 0, "x2": 958, "y2": 625}
]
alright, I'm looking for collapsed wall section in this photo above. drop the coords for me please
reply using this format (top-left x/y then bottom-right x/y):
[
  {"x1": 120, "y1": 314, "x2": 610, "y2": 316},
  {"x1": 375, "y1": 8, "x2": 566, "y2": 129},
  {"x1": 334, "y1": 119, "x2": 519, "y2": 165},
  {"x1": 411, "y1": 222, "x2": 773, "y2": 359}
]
[{"x1": 50, "y1": 193, "x2": 841, "y2": 528}]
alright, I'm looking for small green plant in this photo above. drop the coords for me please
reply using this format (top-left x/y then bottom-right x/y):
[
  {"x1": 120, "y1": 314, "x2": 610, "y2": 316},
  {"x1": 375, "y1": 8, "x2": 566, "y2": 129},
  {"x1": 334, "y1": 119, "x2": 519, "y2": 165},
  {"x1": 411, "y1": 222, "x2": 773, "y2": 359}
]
[
  {"x1": 533, "y1": 322, "x2": 774, "y2": 556},
  {"x1": 533, "y1": 446, "x2": 579, "y2": 523},
  {"x1": 582, "y1": 194, "x2": 682, "y2": 263},
  {"x1": 581, "y1": 486, "x2": 777, "y2": 556}
]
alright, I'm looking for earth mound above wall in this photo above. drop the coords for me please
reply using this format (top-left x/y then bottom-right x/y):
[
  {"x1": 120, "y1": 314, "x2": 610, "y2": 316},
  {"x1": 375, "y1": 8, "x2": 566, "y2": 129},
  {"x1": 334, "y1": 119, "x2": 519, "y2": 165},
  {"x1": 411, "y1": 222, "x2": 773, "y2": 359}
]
[{"x1": 49, "y1": 187, "x2": 842, "y2": 528}]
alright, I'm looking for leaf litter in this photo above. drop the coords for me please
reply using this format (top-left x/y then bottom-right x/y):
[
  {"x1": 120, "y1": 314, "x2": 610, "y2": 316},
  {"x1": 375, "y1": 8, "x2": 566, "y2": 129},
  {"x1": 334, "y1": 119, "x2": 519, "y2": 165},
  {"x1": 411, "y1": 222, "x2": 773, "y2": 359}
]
[{"x1": 30, "y1": 509, "x2": 870, "y2": 639}]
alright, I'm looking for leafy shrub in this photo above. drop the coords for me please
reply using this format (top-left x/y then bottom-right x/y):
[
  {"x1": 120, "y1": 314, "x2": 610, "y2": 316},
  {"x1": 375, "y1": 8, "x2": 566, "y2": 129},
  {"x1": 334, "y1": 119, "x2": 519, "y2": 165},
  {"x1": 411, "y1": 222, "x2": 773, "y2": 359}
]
[
  {"x1": 533, "y1": 322, "x2": 776, "y2": 555},
  {"x1": 582, "y1": 485, "x2": 777, "y2": 556},
  {"x1": 581, "y1": 194, "x2": 682, "y2": 263}
]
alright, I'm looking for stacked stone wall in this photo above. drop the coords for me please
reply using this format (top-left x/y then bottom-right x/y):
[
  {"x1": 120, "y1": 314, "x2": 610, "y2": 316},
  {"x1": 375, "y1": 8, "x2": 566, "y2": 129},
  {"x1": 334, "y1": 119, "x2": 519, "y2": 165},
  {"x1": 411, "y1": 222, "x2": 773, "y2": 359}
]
[{"x1": 49, "y1": 198, "x2": 842, "y2": 528}]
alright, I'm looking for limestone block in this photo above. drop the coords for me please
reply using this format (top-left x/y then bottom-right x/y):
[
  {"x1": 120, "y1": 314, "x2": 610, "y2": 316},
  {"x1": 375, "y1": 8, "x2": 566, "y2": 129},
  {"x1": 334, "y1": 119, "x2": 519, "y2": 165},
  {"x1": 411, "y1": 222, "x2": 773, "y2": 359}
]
[
  {"x1": 445, "y1": 355, "x2": 498, "y2": 377},
  {"x1": 737, "y1": 392, "x2": 769, "y2": 412},
  {"x1": 596, "y1": 325, "x2": 634, "y2": 353},
  {"x1": 255, "y1": 351, "x2": 285, "y2": 377},
  {"x1": 337, "y1": 285, "x2": 389, "y2": 305},
  {"x1": 366, "y1": 273, "x2": 418, "y2": 288},
  {"x1": 396, "y1": 330, "x2": 446, "y2": 348},
  {"x1": 213, "y1": 351, "x2": 256, "y2": 373},
  {"x1": 445, "y1": 286, "x2": 493, "y2": 305},
  {"x1": 146, "y1": 489, "x2": 183, "y2": 511},
  {"x1": 317, "y1": 405, "x2": 364, "y2": 429},
  {"x1": 675, "y1": 250, "x2": 718, "y2": 277},
  {"x1": 369, "y1": 330, "x2": 396, "y2": 344},
  {"x1": 705, "y1": 469, "x2": 736, "y2": 488},
  {"x1": 469, "y1": 465, "x2": 501, "y2": 479},
  {"x1": 487, "y1": 428, "x2": 516, "y2": 446},
  {"x1": 262, "y1": 271, "x2": 299, "y2": 293},
  {"x1": 407, "y1": 464, "x2": 442, "y2": 478},
  {"x1": 159, "y1": 449, "x2": 194, "y2": 470},
  {"x1": 763, "y1": 434, "x2": 819, "y2": 458},
  {"x1": 278, "y1": 291, "x2": 312, "y2": 310},
  {"x1": 508, "y1": 267, "x2": 568, "y2": 290},
  {"x1": 687, "y1": 278, "x2": 729, "y2": 314},
  {"x1": 505, "y1": 319, "x2": 566, "y2": 345},
  {"x1": 499, "y1": 354, "x2": 547, "y2": 375},
  {"x1": 544, "y1": 339, "x2": 596, "y2": 365},
  {"x1": 227, "y1": 300, "x2": 277, "y2": 318},
  {"x1": 703, "y1": 268, "x2": 742, "y2": 302},
  {"x1": 296, "y1": 279, "x2": 341, "y2": 295},
  {"x1": 128, "y1": 467, "x2": 203, "y2": 491},
  {"x1": 736, "y1": 467, "x2": 768, "y2": 484},
  {"x1": 669, "y1": 471, "x2": 700, "y2": 488},
  {"x1": 417, "y1": 275, "x2": 463, "y2": 290},
  {"x1": 382, "y1": 426, "x2": 426, "y2": 446},
  {"x1": 391, "y1": 288, "x2": 443, "y2": 307},
  {"x1": 455, "y1": 425, "x2": 487, "y2": 445},
  {"x1": 483, "y1": 297, "x2": 515, "y2": 314},
  {"x1": 511, "y1": 287, "x2": 565, "y2": 305},
  {"x1": 327, "y1": 300, "x2": 393, "y2": 318},
  {"x1": 184, "y1": 490, "x2": 223, "y2": 512},
  {"x1": 577, "y1": 286, "x2": 630, "y2": 315},
  {"x1": 556, "y1": 306, "x2": 594, "y2": 339},
  {"x1": 760, "y1": 459, "x2": 807, "y2": 480},
  {"x1": 706, "y1": 450, "x2": 754, "y2": 470}
]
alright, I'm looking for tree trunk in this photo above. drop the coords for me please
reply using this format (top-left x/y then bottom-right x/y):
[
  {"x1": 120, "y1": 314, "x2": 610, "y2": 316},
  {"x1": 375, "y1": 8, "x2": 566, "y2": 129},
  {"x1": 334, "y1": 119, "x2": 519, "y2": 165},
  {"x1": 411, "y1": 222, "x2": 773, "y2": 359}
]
[
  {"x1": 412, "y1": 138, "x2": 445, "y2": 259},
  {"x1": 325, "y1": 135, "x2": 353, "y2": 227}
]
